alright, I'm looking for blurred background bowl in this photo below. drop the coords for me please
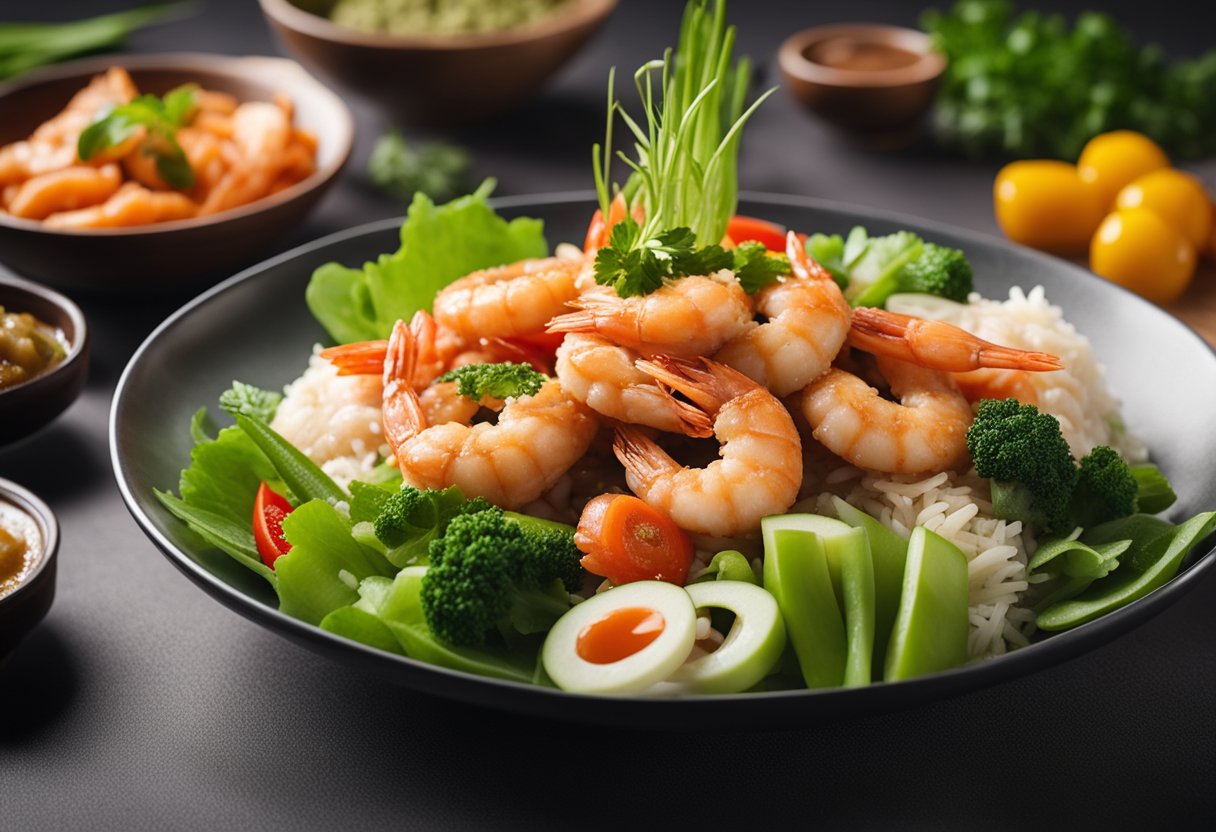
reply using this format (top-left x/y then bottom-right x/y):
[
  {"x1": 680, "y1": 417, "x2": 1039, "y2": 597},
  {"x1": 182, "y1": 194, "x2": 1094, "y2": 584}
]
[
  {"x1": 0, "y1": 53, "x2": 353, "y2": 292},
  {"x1": 258, "y1": 0, "x2": 617, "y2": 125},
  {"x1": 0, "y1": 272, "x2": 89, "y2": 445},
  {"x1": 0, "y1": 477, "x2": 59, "y2": 662},
  {"x1": 779, "y1": 23, "x2": 945, "y2": 146}
]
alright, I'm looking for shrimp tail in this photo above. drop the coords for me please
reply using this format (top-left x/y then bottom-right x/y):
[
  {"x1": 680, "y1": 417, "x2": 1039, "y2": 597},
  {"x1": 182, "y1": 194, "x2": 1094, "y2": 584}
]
[
  {"x1": 613, "y1": 425, "x2": 680, "y2": 485},
  {"x1": 381, "y1": 318, "x2": 429, "y2": 459},
  {"x1": 545, "y1": 309, "x2": 597, "y2": 334},
  {"x1": 786, "y1": 230, "x2": 835, "y2": 283},
  {"x1": 636, "y1": 355, "x2": 757, "y2": 414},
  {"x1": 321, "y1": 340, "x2": 389, "y2": 376},
  {"x1": 849, "y1": 307, "x2": 1064, "y2": 373}
]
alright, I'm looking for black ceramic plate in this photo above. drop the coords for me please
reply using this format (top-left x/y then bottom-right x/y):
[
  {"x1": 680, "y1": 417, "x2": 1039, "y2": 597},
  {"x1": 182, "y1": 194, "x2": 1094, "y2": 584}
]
[{"x1": 111, "y1": 193, "x2": 1216, "y2": 727}]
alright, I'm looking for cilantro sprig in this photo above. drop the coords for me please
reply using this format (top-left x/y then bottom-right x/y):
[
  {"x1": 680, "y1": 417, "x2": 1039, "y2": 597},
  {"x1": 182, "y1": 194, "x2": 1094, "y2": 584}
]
[
  {"x1": 438, "y1": 363, "x2": 546, "y2": 401},
  {"x1": 78, "y1": 84, "x2": 197, "y2": 189},
  {"x1": 593, "y1": 219, "x2": 789, "y2": 297}
]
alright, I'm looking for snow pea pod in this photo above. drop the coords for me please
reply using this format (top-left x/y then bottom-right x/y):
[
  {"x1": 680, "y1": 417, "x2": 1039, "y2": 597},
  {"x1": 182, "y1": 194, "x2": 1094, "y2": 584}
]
[
  {"x1": 1037, "y1": 511, "x2": 1216, "y2": 631},
  {"x1": 762, "y1": 524, "x2": 847, "y2": 688},
  {"x1": 831, "y1": 496, "x2": 908, "y2": 672},
  {"x1": 884, "y1": 527, "x2": 969, "y2": 681}
]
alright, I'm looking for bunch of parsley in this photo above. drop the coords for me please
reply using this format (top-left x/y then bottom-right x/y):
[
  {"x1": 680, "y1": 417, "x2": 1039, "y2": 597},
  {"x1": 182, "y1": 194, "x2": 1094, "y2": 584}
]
[{"x1": 924, "y1": 0, "x2": 1216, "y2": 160}]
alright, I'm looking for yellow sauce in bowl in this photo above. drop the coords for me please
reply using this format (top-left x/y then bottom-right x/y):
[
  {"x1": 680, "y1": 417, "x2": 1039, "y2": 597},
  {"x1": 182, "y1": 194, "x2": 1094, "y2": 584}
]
[{"x1": 0, "y1": 502, "x2": 41, "y2": 599}]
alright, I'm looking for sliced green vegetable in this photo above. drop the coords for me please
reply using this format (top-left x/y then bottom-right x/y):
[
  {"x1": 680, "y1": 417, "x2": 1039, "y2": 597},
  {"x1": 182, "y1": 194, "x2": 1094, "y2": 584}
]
[
  {"x1": 234, "y1": 414, "x2": 346, "y2": 506},
  {"x1": 883, "y1": 527, "x2": 969, "y2": 682},
  {"x1": 320, "y1": 607, "x2": 404, "y2": 656},
  {"x1": 1037, "y1": 512, "x2": 1216, "y2": 631},
  {"x1": 154, "y1": 491, "x2": 275, "y2": 583},
  {"x1": 305, "y1": 179, "x2": 547, "y2": 344},
  {"x1": 831, "y1": 496, "x2": 908, "y2": 671},
  {"x1": 1130, "y1": 464, "x2": 1177, "y2": 514},
  {"x1": 0, "y1": 4, "x2": 187, "y2": 80},
  {"x1": 1028, "y1": 535, "x2": 1131, "y2": 580},
  {"x1": 689, "y1": 549, "x2": 757, "y2": 585},
  {"x1": 837, "y1": 533, "x2": 875, "y2": 687},
  {"x1": 666, "y1": 581, "x2": 786, "y2": 694},
  {"x1": 761, "y1": 520, "x2": 846, "y2": 688}
]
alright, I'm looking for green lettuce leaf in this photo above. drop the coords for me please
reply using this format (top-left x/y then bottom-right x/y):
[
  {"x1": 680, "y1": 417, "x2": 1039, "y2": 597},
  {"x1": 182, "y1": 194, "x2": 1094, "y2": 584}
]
[
  {"x1": 305, "y1": 179, "x2": 548, "y2": 344},
  {"x1": 275, "y1": 500, "x2": 396, "y2": 625}
]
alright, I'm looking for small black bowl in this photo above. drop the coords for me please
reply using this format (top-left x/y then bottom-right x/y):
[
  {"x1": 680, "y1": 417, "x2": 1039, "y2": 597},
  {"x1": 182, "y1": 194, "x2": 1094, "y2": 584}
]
[
  {"x1": 0, "y1": 477, "x2": 59, "y2": 661},
  {"x1": 0, "y1": 272, "x2": 89, "y2": 445}
]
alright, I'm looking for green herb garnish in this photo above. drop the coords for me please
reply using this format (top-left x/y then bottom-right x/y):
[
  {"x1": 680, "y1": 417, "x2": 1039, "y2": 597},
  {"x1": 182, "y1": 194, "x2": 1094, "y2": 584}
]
[
  {"x1": 438, "y1": 362, "x2": 546, "y2": 401},
  {"x1": 590, "y1": 0, "x2": 775, "y2": 298},
  {"x1": 923, "y1": 0, "x2": 1216, "y2": 160},
  {"x1": 78, "y1": 84, "x2": 197, "y2": 188},
  {"x1": 368, "y1": 128, "x2": 471, "y2": 204},
  {"x1": 218, "y1": 380, "x2": 283, "y2": 423}
]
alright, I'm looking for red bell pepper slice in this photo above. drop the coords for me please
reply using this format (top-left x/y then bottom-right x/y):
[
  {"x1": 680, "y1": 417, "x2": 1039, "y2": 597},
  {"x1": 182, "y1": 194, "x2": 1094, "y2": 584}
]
[{"x1": 253, "y1": 482, "x2": 294, "y2": 568}]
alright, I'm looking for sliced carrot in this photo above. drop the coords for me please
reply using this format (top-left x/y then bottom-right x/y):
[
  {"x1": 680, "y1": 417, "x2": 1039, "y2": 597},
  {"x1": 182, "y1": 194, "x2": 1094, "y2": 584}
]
[{"x1": 576, "y1": 494, "x2": 694, "y2": 586}]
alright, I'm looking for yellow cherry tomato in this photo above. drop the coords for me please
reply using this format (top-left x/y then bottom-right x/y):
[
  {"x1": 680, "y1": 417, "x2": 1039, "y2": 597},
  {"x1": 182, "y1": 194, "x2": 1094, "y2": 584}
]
[
  {"x1": 1090, "y1": 208, "x2": 1196, "y2": 305},
  {"x1": 1115, "y1": 168, "x2": 1213, "y2": 249},
  {"x1": 994, "y1": 160, "x2": 1105, "y2": 253},
  {"x1": 1077, "y1": 130, "x2": 1170, "y2": 208}
]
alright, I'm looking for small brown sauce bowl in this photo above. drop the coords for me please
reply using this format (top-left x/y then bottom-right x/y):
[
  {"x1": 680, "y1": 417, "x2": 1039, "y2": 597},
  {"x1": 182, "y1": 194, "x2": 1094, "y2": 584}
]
[
  {"x1": 0, "y1": 273, "x2": 89, "y2": 445},
  {"x1": 0, "y1": 53, "x2": 354, "y2": 292},
  {"x1": 0, "y1": 478, "x2": 58, "y2": 662},
  {"x1": 259, "y1": 0, "x2": 617, "y2": 125},
  {"x1": 779, "y1": 24, "x2": 946, "y2": 144}
]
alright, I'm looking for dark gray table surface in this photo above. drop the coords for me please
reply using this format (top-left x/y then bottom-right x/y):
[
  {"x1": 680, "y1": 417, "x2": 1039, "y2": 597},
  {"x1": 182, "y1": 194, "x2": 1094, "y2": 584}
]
[{"x1": 3, "y1": 1, "x2": 1215, "y2": 828}]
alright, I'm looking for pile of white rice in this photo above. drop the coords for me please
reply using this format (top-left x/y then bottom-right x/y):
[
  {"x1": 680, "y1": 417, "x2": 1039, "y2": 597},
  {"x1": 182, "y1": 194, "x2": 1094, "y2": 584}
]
[{"x1": 802, "y1": 286, "x2": 1143, "y2": 660}]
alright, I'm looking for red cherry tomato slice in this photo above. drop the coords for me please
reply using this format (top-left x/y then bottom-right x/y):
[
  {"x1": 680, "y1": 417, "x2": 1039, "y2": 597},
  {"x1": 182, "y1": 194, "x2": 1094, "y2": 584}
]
[
  {"x1": 725, "y1": 215, "x2": 788, "y2": 252},
  {"x1": 253, "y1": 482, "x2": 294, "y2": 568}
]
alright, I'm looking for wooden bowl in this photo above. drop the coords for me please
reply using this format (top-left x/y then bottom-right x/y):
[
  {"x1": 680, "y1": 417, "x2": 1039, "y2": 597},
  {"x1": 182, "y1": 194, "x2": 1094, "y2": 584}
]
[
  {"x1": 258, "y1": 0, "x2": 617, "y2": 125},
  {"x1": 0, "y1": 477, "x2": 58, "y2": 662},
  {"x1": 0, "y1": 273, "x2": 89, "y2": 444},
  {"x1": 779, "y1": 24, "x2": 945, "y2": 144},
  {"x1": 0, "y1": 53, "x2": 354, "y2": 292}
]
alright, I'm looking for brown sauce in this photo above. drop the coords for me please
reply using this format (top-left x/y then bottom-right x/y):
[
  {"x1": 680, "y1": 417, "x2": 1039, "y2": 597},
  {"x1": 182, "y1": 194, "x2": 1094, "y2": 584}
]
[
  {"x1": 807, "y1": 37, "x2": 923, "y2": 72},
  {"x1": 0, "y1": 503, "x2": 40, "y2": 599}
]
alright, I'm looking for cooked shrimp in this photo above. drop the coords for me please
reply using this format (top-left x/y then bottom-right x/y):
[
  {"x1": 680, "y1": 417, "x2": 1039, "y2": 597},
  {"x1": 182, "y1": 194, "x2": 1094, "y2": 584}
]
[
  {"x1": 6, "y1": 164, "x2": 122, "y2": 220},
  {"x1": 385, "y1": 319, "x2": 599, "y2": 508},
  {"x1": 713, "y1": 231, "x2": 852, "y2": 396},
  {"x1": 952, "y1": 368, "x2": 1040, "y2": 405},
  {"x1": 800, "y1": 356, "x2": 974, "y2": 475},
  {"x1": 197, "y1": 101, "x2": 290, "y2": 215},
  {"x1": 321, "y1": 310, "x2": 451, "y2": 387},
  {"x1": 849, "y1": 306, "x2": 1064, "y2": 373},
  {"x1": 30, "y1": 67, "x2": 136, "y2": 147},
  {"x1": 43, "y1": 182, "x2": 196, "y2": 229},
  {"x1": 555, "y1": 333, "x2": 710, "y2": 436},
  {"x1": 433, "y1": 257, "x2": 585, "y2": 341},
  {"x1": 547, "y1": 272, "x2": 753, "y2": 359},
  {"x1": 613, "y1": 356, "x2": 802, "y2": 537}
]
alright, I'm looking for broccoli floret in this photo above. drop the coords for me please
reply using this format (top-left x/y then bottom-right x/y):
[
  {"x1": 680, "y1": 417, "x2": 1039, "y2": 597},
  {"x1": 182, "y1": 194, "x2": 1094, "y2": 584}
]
[
  {"x1": 1069, "y1": 446, "x2": 1138, "y2": 528},
  {"x1": 438, "y1": 362, "x2": 545, "y2": 401},
  {"x1": 421, "y1": 507, "x2": 584, "y2": 647},
  {"x1": 852, "y1": 242, "x2": 973, "y2": 307},
  {"x1": 966, "y1": 398, "x2": 1078, "y2": 531},
  {"x1": 371, "y1": 485, "x2": 490, "y2": 566},
  {"x1": 898, "y1": 243, "x2": 974, "y2": 302}
]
